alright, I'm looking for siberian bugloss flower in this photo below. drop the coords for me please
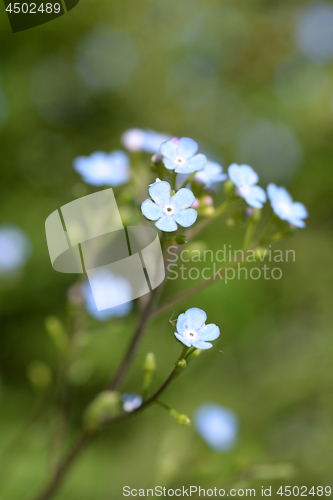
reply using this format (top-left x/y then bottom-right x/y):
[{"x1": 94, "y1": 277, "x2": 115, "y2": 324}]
[
  {"x1": 0, "y1": 225, "x2": 31, "y2": 275},
  {"x1": 194, "y1": 403, "x2": 238, "y2": 452},
  {"x1": 267, "y1": 183, "x2": 308, "y2": 228},
  {"x1": 83, "y1": 269, "x2": 133, "y2": 320},
  {"x1": 121, "y1": 128, "x2": 171, "y2": 154},
  {"x1": 174, "y1": 308, "x2": 220, "y2": 350},
  {"x1": 141, "y1": 181, "x2": 197, "y2": 232},
  {"x1": 73, "y1": 150, "x2": 130, "y2": 186},
  {"x1": 121, "y1": 393, "x2": 143, "y2": 412},
  {"x1": 160, "y1": 137, "x2": 207, "y2": 174},
  {"x1": 194, "y1": 161, "x2": 227, "y2": 189},
  {"x1": 228, "y1": 163, "x2": 267, "y2": 209}
]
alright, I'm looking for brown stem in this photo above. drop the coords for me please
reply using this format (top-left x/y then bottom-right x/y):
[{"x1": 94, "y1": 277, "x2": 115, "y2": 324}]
[
  {"x1": 32, "y1": 432, "x2": 92, "y2": 500},
  {"x1": 31, "y1": 362, "x2": 181, "y2": 500},
  {"x1": 107, "y1": 288, "x2": 158, "y2": 390}
]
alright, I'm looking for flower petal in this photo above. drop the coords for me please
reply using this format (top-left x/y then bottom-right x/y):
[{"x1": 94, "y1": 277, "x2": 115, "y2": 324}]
[
  {"x1": 155, "y1": 216, "x2": 178, "y2": 232},
  {"x1": 244, "y1": 186, "x2": 267, "y2": 208},
  {"x1": 192, "y1": 340, "x2": 213, "y2": 350},
  {"x1": 141, "y1": 199, "x2": 163, "y2": 221},
  {"x1": 172, "y1": 188, "x2": 195, "y2": 210},
  {"x1": 160, "y1": 139, "x2": 177, "y2": 158},
  {"x1": 288, "y1": 217, "x2": 306, "y2": 228},
  {"x1": 149, "y1": 181, "x2": 171, "y2": 206},
  {"x1": 290, "y1": 202, "x2": 308, "y2": 219},
  {"x1": 176, "y1": 313, "x2": 187, "y2": 335},
  {"x1": 173, "y1": 208, "x2": 197, "y2": 228},
  {"x1": 238, "y1": 165, "x2": 258, "y2": 186},
  {"x1": 163, "y1": 158, "x2": 176, "y2": 171},
  {"x1": 185, "y1": 307, "x2": 207, "y2": 330},
  {"x1": 181, "y1": 154, "x2": 207, "y2": 173},
  {"x1": 174, "y1": 331, "x2": 191, "y2": 347},
  {"x1": 198, "y1": 323, "x2": 220, "y2": 341},
  {"x1": 177, "y1": 138, "x2": 198, "y2": 158}
]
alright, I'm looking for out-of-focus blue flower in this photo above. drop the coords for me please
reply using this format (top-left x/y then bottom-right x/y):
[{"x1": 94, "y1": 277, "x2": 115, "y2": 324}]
[
  {"x1": 121, "y1": 393, "x2": 143, "y2": 412},
  {"x1": 160, "y1": 137, "x2": 207, "y2": 174},
  {"x1": 121, "y1": 128, "x2": 171, "y2": 154},
  {"x1": 141, "y1": 181, "x2": 197, "y2": 232},
  {"x1": 294, "y1": 2, "x2": 333, "y2": 62},
  {"x1": 194, "y1": 161, "x2": 227, "y2": 188},
  {"x1": 83, "y1": 269, "x2": 133, "y2": 321},
  {"x1": 73, "y1": 151, "x2": 130, "y2": 186},
  {"x1": 267, "y1": 183, "x2": 308, "y2": 228},
  {"x1": 194, "y1": 403, "x2": 238, "y2": 452},
  {"x1": 228, "y1": 163, "x2": 267, "y2": 209},
  {"x1": 0, "y1": 225, "x2": 32, "y2": 275},
  {"x1": 174, "y1": 308, "x2": 220, "y2": 350}
]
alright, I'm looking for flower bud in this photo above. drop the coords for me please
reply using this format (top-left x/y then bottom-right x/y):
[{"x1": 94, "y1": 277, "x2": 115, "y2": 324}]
[
  {"x1": 175, "y1": 234, "x2": 187, "y2": 245},
  {"x1": 224, "y1": 179, "x2": 234, "y2": 195},
  {"x1": 27, "y1": 361, "x2": 52, "y2": 390},
  {"x1": 144, "y1": 352, "x2": 156, "y2": 373},
  {"x1": 45, "y1": 316, "x2": 68, "y2": 353},
  {"x1": 177, "y1": 414, "x2": 191, "y2": 426},
  {"x1": 84, "y1": 391, "x2": 120, "y2": 431},
  {"x1": 151, "y1": 153, "x2": 163, "y2": 164},
  {"x1": 201, "y1": 206, "x2": 215, "y2": 217},
  {"x1": 175, "y1": 358, "x2": 187, "y2": 371}
]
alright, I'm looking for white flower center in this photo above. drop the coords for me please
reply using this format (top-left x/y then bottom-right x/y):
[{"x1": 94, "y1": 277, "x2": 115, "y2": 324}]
[
  {"x1": 163, "y1": 204, "x2": 175, "y2": 216},
  {"x1": 184, "y1": 329, "x2": 198, "y2": 343},
  {"x1": 278, "y1": 201, "x2": 292, "y2": 216},
  {"x1": 175, "y1": 156, "x2": 186, "y2": 166},
  {"x1": 95, "y1": 160, "x2": 111, "y2": 176}
]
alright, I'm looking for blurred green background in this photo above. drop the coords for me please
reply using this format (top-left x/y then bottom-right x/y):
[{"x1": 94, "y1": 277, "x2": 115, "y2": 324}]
[{"x1": 1, "y1": 0, "x2": 333, "y2": 498}]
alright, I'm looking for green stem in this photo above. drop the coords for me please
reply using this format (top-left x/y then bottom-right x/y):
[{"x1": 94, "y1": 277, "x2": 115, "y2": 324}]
[
  {"x1": 243, "y1": 215, "x2": 257, "y2": 250},
  {"x1": 178, "y1": 172, "x2": 196, "y2": 190}
]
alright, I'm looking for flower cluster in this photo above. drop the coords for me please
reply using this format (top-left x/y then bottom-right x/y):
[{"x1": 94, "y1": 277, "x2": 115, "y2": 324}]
[{"x1": 141, "y1": 180, "x2": 197, "y2": 232}]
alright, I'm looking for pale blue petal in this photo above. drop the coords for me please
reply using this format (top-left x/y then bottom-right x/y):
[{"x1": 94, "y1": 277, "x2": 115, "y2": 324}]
[
  {"x1": 288, "y1": 217, "x2": 306, "y2": 228},
  {"x1": 155, "y1": 216, "x2": 178, "y2": 232},
  {"x1": 173, "y1": 208, "x2": 197, "y2": 228},
  {"x1": 198, "y1": 323, "x2": 220, "y2": 341},
  {"x1": 163, "y1": 158, "x2": 176, "y2": 171},
  {"x1": 171, "y1": 188, "x2": 195, "y2": 210},
  {"x1": 238, "y1": 165, "x2": 258, "y2": 186},
  {"x1": 244, "y1": 185, "x2": 267, "y2": 208},
  {"x1": 141, "y1": 199, "x2": 163, "y2": 221},
  {"x1": 185, "y1": 308, "x2": 207, "y2": 330},
  {"x1": 160, "y1": 139, "x2": 177, "y2": 158},
  {"x1": 228, "y1": 164, "x2": 242, "y2": 185},
  {"x1": 149, "y1": 181, "x2": 171, "y2": 206},
  {"x1": 182, "y1": 154, "x2": 207, "y2": 173},
  {"x1": 176, "y1": 313, "x2": 187, "y2": 335},
  {"x1": 174, "y1": 331, "x2": 191, "y2": 347},
  {"x1": 192, "y1": 340, "x2": 213, "y2": 350},
  {"x1": 267, "y1": 183, "x2": 279, "y2": 203},
  {"x1": 177, "y1": 137, "x2": 198, "y2": 158},
  {"x1": 290, "y1": 202, "x2": 308, "y2": 219}
]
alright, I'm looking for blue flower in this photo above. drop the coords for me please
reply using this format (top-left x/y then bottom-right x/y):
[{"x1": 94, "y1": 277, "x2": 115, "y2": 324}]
[
  {"x1": 122, "y1": 128, "x2": 171, "y2": 154},
  {"x1": 194, "y1": 403, "x2": 238, "y2": 452},
  {"x1": 73, "y1": 150, "x2": 130, "y2": 186},
  {"x1": 228, "y1": 163, "x2": 267, "y2": 209},
  {"x1": 83, "y1": 269, "x2": 133, "y2": 321},
  {"x1": 0, "y1": 225, "x2": 32, "y2": 275},
  {"x1": 121, "y1": 393, "x2": 142, "y2": 412},
  {"x1": 160, "y1": 137, "x2": 207, "y2": 174},
  {"x1": 174, "y1": 307, "x2": 220, "y2": 350},
  {"x1": 267, "y1": 183, "x2": 308, "y2": 228},
  {"x1": 141, "y1": 181, "x2": 197, "y2": 232},
  {"x1": 194, "y1": 161, "x2": 227, "y2": 189}
]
